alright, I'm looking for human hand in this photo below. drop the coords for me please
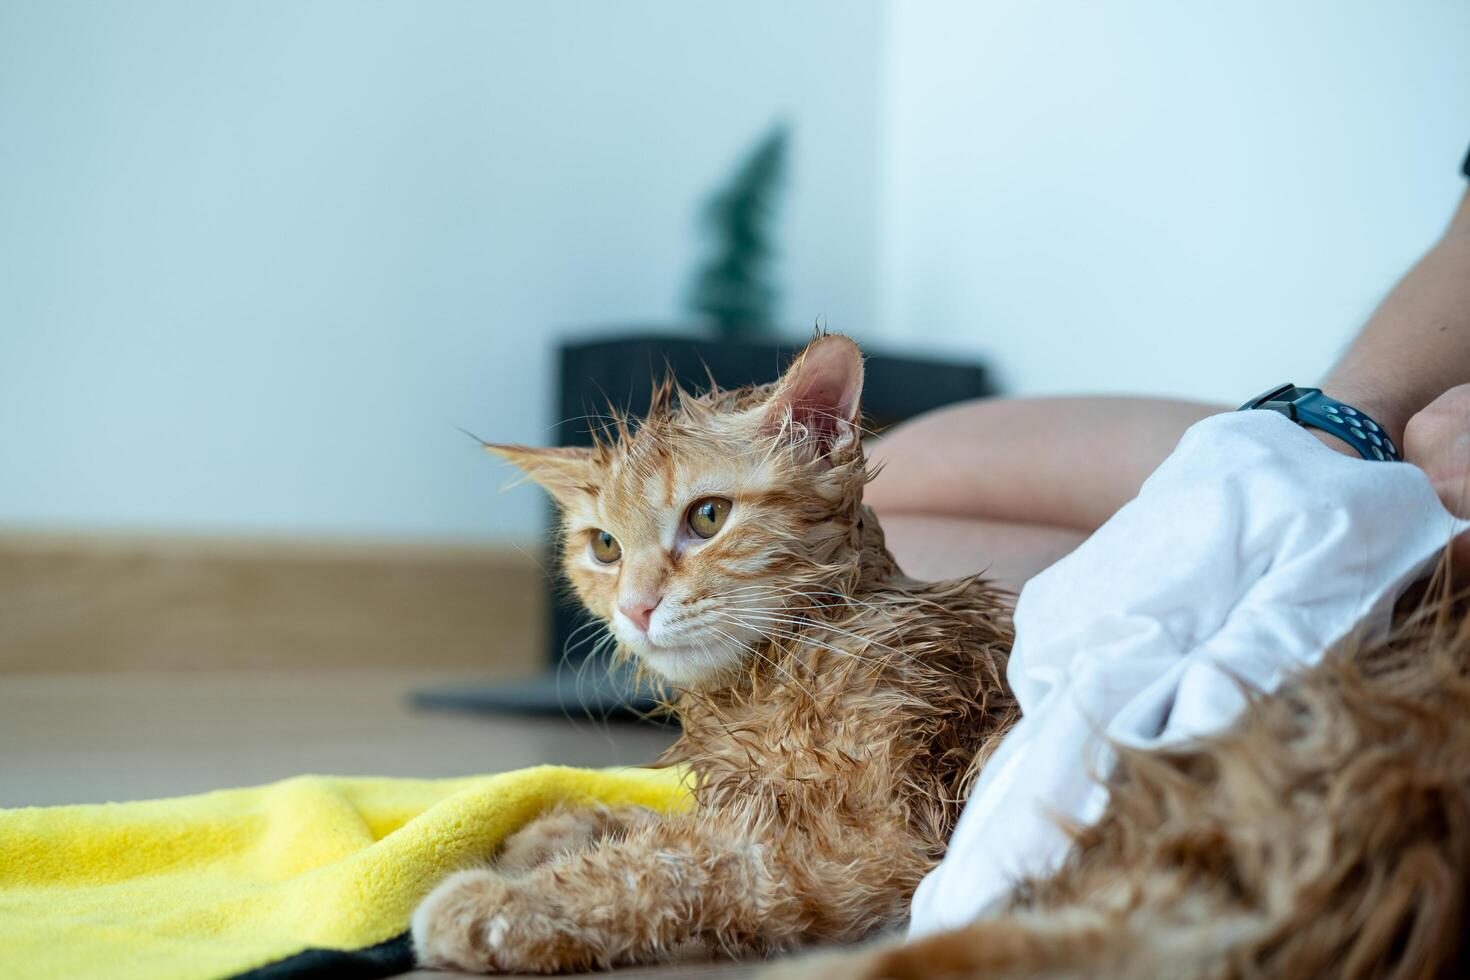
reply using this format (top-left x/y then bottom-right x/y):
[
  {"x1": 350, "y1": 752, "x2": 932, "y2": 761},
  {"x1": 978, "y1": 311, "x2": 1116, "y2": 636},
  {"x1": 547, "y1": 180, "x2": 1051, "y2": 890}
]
[
  {"x1": 1404, "y1": 383, "x2": 1470, "y2": 574},
  {"x1": 1405, "y1": 383, "x2": 1470, "y2": 517}
]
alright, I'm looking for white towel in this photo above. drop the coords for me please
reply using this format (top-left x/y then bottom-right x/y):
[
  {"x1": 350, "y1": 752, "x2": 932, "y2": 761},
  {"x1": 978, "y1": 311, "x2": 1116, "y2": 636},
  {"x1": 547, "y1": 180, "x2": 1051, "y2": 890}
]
[{"x1": 908, "y1": 409, "x2": 1459, "y2": 937}]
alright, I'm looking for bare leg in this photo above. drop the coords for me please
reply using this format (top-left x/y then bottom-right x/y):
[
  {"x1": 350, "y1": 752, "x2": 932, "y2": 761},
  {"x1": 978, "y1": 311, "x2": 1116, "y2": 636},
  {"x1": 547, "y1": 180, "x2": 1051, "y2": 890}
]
[
  {"x1": 881, "y1": 515, "x2": 1087, "y2": 594},
  {"x1": 866, "y1": 396, "x2": 1224, "y2": 590},
  {"x1": 867, "y1": 396, "x2": 1224, "y2": 530}
]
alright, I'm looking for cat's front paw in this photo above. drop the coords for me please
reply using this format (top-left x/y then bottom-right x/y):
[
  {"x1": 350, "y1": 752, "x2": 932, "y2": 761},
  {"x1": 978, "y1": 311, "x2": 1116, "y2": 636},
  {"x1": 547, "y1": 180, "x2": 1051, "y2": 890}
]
[
  {"x1": 411, "y1": 868, "x2": 599, "y2": 974},
  {"x1": 495, "y1": 805, "x2": 618, "y2": 874},
  {"x1": 495, "y1": 804, "x2": 658, "y2": 875}
]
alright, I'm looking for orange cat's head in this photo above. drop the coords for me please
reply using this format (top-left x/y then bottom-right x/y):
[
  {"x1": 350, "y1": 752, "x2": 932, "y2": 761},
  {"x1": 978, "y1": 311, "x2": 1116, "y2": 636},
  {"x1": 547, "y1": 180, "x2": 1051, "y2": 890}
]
[{"x1": 489, "y1": 334, "x2": 870, "y2": 687}]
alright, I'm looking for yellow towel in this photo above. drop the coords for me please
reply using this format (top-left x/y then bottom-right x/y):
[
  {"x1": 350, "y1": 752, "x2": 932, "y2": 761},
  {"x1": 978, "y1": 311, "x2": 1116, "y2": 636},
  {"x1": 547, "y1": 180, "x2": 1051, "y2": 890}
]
[{"x1": 0, "y1": 765, "x2": 691, "y2": 980}]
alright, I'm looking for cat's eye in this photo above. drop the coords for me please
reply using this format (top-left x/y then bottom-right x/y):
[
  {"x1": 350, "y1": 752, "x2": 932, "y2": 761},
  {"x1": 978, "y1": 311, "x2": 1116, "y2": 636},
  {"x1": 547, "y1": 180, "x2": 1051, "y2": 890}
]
[
  {"x1": 686, "y1": 497, "x2": 732, "y2": 539},
  {"x1": 589, "y1": 529, "x2": 622, "y2": 564}
]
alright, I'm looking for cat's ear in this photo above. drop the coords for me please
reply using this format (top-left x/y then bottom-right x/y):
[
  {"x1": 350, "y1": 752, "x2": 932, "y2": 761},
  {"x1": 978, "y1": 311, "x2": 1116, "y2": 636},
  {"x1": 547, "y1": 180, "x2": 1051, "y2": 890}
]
[
  {"x1": 485, "y1": 444, "x2": 596, "y2": 506},
  {"x1": 762, "y1": 334, "x2": 865, "y2": 459}
]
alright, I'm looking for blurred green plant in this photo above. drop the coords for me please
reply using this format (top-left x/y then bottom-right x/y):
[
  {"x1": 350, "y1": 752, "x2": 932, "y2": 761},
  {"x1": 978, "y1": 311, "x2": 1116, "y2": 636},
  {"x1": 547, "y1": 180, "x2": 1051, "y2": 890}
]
[{"x1": 686, "y1": 122, "x2": 789, "y2": 340}]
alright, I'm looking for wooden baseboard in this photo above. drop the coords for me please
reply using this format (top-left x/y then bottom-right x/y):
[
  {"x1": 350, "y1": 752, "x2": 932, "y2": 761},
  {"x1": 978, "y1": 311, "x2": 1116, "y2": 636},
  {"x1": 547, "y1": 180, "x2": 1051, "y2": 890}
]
[{"x1": 0, "y1": 530, "x2": 548, "y2": 673}]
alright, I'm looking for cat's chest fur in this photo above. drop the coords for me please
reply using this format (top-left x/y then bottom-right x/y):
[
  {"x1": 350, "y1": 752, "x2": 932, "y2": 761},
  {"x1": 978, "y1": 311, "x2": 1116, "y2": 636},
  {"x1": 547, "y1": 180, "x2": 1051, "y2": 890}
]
[{"x1": 661, "y1": 577, "x2": 1017, "y2": 841}]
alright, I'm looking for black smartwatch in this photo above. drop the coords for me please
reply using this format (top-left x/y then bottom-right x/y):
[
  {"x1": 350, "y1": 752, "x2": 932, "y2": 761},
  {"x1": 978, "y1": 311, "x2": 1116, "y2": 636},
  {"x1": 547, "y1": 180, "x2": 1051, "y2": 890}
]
[{"x1": 1239, "y1": 384, "x2": 1400, "y2": 462}]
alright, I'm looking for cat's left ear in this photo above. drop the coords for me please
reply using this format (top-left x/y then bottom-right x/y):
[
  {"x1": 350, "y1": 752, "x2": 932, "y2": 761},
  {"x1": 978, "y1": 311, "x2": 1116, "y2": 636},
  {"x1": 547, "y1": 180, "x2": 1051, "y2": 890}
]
[
  {"x1": 484, "y1": 444, "x2": 596, "y2": 507},
  {"x1": 762, "y1": 334, "x2": 865, "y2": 459}
]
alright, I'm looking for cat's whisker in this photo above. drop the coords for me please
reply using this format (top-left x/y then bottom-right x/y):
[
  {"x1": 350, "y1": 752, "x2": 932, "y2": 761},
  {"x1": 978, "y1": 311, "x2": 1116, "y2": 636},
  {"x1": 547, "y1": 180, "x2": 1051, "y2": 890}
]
[
  {"x1": 711, "y1": 613, "x2": 893, "y2": 673},
  {"x1": 688, "y1": 583, "x2": 927, "y2": 664},
  {"x1": 560, "y1": 618, "x2": 613, "y2": 667},
  {"x1": 762, "y1": 576, "x2": 966, "y2": 611},
  {"x1": 746, "y1": 610, "x2": 941, "y2": 671},
  {"x1": 561, "y1": 616, "x2": 608, "y2": 649},
  {"x1": 708, "y1": 580, "x2": 914, "y2": 623},
  {"x1": 760, "y1": 632, "x2": 890, "y2": 673},
  {"x1": 701, "y1": 622, "x2": 820, "y2": 703},
  {"x1": 750, "y1": 581, "x2": 932, "y2": 622},
  {"x1": 724, "y1": 624, "x2": 891, "y2": 676},
  {"x1": 568, "y1": 629, "x2": 618, "y2": 717},
  {"x1": 545, "y1": 621, "x2": 625, "y2": 737},
  {"x1": 725, "y1": 608, "x2": 916, "y2": 661}
]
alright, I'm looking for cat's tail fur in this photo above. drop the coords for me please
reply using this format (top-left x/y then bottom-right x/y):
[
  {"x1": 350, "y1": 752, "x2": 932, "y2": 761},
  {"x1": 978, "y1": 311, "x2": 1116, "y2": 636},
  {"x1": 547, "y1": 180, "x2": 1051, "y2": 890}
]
[{"x1": 781, "y1": 560, "x2": 1470, "y2": 980}]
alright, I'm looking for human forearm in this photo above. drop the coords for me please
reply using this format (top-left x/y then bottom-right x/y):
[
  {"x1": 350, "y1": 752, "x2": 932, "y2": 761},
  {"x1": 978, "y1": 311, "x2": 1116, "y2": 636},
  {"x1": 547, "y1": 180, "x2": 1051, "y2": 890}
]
[
  {"x1": 877, "y1": 514, "x2": 1087, "y2": 593},
  {"x1": 1323, "y1": 189, "x2": 1470, "y2": 445}
]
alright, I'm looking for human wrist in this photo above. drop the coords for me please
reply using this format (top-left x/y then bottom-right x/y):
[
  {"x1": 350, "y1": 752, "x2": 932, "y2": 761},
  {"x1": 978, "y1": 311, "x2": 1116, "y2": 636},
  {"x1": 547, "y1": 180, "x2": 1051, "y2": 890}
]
[
  {"x1": 1306, "y1": 427, "x2": 1363, "y2": 458},
  {"x1": 1241, "y1": 384, "x2": 1404, "y2": 461},
  {"x1": 1313, "y1": 379, "x2": 1408, "y2": 450}
]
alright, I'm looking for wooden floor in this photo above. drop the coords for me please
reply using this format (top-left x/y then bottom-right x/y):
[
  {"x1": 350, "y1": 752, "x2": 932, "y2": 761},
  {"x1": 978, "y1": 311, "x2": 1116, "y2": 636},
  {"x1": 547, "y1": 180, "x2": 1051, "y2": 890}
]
[
  {"x1": 0, "y1": 667, "x2": 772, "y2": 978},
  {"x1": 0, "y1": 667, "x2": 678, "y2": 807}
]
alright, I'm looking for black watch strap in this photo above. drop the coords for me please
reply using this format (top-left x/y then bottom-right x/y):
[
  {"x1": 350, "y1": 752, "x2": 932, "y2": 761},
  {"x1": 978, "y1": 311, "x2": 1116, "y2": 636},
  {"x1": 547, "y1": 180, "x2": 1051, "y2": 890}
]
[{"x1": 1239, "y1": 384, "x2": 1400, "y2": 462}]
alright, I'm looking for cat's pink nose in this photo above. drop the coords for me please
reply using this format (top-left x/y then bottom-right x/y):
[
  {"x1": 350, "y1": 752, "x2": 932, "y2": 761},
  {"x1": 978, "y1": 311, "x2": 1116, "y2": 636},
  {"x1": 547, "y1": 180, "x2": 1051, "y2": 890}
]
[{"x1": 618, "y1": 596, "x2": 661, "y2": 633}]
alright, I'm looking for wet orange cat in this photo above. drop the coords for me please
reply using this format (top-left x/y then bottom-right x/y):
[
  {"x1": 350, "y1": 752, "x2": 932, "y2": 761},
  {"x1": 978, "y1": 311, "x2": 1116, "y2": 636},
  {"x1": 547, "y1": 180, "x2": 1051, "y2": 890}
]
[{"x1": 412, "y1": 334, "x2": 1017, "y2": 972}]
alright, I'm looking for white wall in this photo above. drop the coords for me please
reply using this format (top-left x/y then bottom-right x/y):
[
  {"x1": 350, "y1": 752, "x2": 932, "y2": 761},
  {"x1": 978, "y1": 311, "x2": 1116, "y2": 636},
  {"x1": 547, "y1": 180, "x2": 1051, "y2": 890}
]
[
  {"x1": 879, "y1": 0, "x2": 1470, "y2": 401},
  {"x1": 0, "y1": 1, "x2": 881, "y2": 542},
  {"x1": 5, "y1": 2, "x2": 1468, "y2": 543}
]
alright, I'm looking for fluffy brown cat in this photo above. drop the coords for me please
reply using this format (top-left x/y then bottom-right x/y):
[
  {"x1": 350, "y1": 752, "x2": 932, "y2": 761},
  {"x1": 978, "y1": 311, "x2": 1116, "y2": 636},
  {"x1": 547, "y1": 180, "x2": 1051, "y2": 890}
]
[
  {"x1": 411, "y1": 334, "x2": 1018, "y2": 972},
  {"x1": 770, "y1": 576, "x2": 1470, "y2": 980}
]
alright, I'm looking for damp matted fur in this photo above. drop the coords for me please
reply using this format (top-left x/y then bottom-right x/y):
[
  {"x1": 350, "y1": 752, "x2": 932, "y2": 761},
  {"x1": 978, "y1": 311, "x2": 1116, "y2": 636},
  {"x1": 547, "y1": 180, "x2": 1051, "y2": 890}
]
[
  {"x1": 776, "y1": 569, "x2": 1470, "y2": 980},
  {"x1": 412, "y1": 335, "x2": 1019, "y2": 972}
]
